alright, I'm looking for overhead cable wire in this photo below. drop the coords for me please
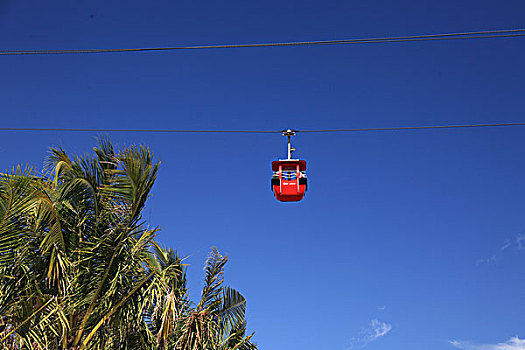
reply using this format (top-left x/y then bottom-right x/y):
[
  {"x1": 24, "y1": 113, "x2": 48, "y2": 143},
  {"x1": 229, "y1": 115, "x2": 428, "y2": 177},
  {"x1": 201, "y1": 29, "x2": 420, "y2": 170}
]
[
  {"x1": 296, "y1": 122, "x2": 525, "y2": 133},
  {"x1": 0, "y1": 127, "x2": 281, "y2": 133},
  {"x1": 1, "y1": 28, "x2": 524, "y2": 56},
  {"x1": 1, "y1": 122, "x2": 525, "y2": 134}
]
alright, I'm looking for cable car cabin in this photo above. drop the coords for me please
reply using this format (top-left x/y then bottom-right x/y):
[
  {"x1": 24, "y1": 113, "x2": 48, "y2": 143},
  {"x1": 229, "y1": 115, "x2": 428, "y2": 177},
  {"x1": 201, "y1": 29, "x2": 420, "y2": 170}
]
[{"x1": 271, "y1": 159, "x2": 307, "y2": 202}]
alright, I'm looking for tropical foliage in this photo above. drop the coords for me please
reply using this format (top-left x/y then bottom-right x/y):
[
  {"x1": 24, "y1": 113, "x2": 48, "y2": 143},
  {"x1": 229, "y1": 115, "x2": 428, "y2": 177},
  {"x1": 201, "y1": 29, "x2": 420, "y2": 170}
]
[{"x1": 0, "y1": 139, "x2": 256, "y2": 350}]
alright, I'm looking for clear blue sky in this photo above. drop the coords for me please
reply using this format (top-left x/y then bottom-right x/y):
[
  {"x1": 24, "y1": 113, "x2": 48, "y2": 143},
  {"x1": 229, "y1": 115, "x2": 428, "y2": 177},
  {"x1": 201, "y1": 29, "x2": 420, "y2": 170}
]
[{"x1": 1, "y1": 1, "x2": 525, "y2": 349}]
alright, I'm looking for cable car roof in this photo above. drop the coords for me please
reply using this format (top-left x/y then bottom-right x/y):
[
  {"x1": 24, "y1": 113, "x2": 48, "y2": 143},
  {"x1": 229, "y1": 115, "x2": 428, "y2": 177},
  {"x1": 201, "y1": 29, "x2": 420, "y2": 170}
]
[{"x1": 272, "y1": 159, "x2": 307, "y2": 171}]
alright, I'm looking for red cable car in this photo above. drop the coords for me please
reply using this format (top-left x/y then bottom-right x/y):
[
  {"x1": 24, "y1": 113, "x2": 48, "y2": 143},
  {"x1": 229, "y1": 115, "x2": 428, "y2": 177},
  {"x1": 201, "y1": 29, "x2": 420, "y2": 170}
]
[{"x1": 271, "y1": 130, "x2": 308, "y2": 202}]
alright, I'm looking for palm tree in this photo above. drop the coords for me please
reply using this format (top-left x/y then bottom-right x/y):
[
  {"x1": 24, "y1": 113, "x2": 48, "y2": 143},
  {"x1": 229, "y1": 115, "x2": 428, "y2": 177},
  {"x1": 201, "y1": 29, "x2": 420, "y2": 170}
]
[
  {"x1": 0, "y1": 138, "x2": 256, "y2": 350},
  {"x1": 177, "y1": 248, "x2": 256, "y2": 350}
]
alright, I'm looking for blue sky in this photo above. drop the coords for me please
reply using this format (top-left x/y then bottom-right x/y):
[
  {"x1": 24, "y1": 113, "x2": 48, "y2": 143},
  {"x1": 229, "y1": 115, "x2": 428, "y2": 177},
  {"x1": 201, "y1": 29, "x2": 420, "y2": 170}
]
[{"x1": 1, "y1": 1, "x2": 525, "y2": 349}]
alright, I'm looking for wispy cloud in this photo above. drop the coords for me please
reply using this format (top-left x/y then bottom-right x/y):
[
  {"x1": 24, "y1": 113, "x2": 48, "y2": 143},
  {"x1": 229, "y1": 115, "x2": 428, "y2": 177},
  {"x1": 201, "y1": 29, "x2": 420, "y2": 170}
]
[
  {"x1": 347, "y1": 319, "x2": 392, "y2": 349},
  {"x1": 501, "y1": 239, "x2": 512, "y2": 251},
  {"x1": 476, "y1": 254, "x2": 496, "y2": 265},
  {"x1": 477, "y1": 232, "x2": 525, "y2": 265},
  {"x1": 516, "y1": 234, "x2": 525, "y2": 250},
  {"x1": 450, "y1": 336, "x2": 525, "y2": 350}
]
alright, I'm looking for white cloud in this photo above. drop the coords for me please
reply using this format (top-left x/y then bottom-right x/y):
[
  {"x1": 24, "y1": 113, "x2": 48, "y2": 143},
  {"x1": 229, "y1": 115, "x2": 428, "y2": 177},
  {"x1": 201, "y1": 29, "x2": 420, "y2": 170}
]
[
  {"x1": 516, "y1": 234, "x2": 525, "y2": 250},
  {"x1": 477, "y1": 232, "x2": 525, "y2": 265},
  {"x1": 347, "y1": 319, "x2": 392, "y2": 349},
  {"x1": 476, "y1": 255, "x2": 496, "y2": 265},
  {"x1": 450, "y1": 336, "x2": 525, "y2": 350},
  {"x1": 501, "y1": 240, "x2": 512, "y2": 251}
]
